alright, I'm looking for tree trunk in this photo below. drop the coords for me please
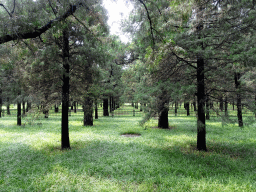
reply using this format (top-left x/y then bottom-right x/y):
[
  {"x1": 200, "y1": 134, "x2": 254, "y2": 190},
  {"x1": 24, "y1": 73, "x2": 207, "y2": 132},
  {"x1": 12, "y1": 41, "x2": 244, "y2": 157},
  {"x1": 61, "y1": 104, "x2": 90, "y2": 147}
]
[
  {"x1": 103, "y1": 98, "x2": 109, "y2": 116},
  {"x1": 95, "y1": 100, "x2": 98, "y2": 119},
  {"x1": 109, "y1": 96, "x2": 112, "y2": 113},
  {"x1": 158, "y1": 106, "x2": 169, "y2": 128},
  {"x1": 197, "y1": 57, "x2": 207, "y2": 151},
  {"x1": 17, "y1": 100, "x2": 21, "y2": 126},
  {"x1": 83, "y1": 97, "x2": 93, "y2": 126},
  {"x1": 61, "y1": 27, "x2": 71, "y2": 150},
  {"x1": 225, "y1": 96, "x2": 228, "y2": 117},
  {"x1": 185, "y1": 102, "x2": 190, "y2": 116},
  {"x1": 55, "y1": 104, "x2": 59, "y2": 113},
  {"x1": 140, "y1": 103, "x2": 143, "y2": 111},
  {"x1": 74, "y1": 101, "x2": 77, "y2": 113},
  {"x1": 234, "y1": 72, "x2": 243, "y2": 127},
  {"x1": 175, "y1": 101, "x2": 178, "y2": 116},
  {"x1": 219, "y1": 97, "x2": 223, "y2": 111},
  {"x1": 22, "y1": 101, "x2": 26, "y2": 116},
  {"x1": 7, "y1": 97, "x2": 10, "y2": 115},
  {"x1": 135, "y1": 102, "x2": 138, "y2": 109},
  {"x1": 26, "y1": 102, "x2": 31, "y2": 112}
]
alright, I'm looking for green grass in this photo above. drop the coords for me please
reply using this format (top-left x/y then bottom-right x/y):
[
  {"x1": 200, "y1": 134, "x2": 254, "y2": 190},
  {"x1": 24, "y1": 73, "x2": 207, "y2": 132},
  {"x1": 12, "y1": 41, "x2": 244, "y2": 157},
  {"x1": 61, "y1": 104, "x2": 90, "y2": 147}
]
[{"x1": 0, "y1": 109, "x2": 256, "y2": 191}]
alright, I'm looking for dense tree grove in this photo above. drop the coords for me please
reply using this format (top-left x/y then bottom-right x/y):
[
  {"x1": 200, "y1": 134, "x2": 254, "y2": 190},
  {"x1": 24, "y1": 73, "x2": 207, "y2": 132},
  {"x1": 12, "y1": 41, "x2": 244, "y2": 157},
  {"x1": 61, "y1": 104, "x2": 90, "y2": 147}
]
[{"x1": 0, "y1": 0, "x2": 256, "y2": 151}]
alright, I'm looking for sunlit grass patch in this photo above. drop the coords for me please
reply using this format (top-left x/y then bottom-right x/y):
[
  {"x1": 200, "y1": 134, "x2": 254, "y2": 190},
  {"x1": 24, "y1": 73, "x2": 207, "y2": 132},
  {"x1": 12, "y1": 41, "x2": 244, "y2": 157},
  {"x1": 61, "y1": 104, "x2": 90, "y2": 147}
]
[{"x1": 1, "y1": 113, "x2": 256, "y2": 191}]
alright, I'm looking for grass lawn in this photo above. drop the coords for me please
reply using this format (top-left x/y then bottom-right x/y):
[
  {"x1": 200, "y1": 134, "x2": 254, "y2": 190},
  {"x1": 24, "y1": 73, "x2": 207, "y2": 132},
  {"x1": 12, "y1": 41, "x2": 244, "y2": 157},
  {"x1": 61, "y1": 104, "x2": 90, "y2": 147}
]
[{"x1": 0, "y1": 107, "x2": 256, "y2": 191}]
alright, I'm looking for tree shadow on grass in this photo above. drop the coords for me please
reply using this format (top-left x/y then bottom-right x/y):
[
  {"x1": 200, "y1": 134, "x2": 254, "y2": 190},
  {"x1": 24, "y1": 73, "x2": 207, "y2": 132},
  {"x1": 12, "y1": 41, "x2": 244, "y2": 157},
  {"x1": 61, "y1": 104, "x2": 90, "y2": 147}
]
[{"x1": 1, "y1": 136, "x2": 256, "y2": 191}]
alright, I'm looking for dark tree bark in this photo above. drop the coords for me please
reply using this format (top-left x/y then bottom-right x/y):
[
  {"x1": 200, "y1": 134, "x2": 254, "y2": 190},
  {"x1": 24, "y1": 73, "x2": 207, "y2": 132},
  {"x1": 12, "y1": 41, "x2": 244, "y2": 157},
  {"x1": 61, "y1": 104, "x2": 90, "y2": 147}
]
[
  {"x1": 219, "y1": 97, "x2": 223, "y2": 111},
  {"x1": 17, "y1": 100, "x2": 21, "y2": 126},
  {"x1": 158, "y1": 106, "x2": 169, "y2": 128},
  {"x1": 83, "y1": 97, "x2": 93, "y2": 126},
  {"x1": 74, "y1": 101, "x2": 77, "y2": 113},
  {"x1": 174, "y1": 101, "x2": 178, "y2": 116},
  {"x1": 22, "y1": 101, "x2": 26, "y2": 116},
  {"x1": 26, "y1": 102, "x2": 31, "y2": 112},
  {"x1": 109, "y1": 96, "x2": 113, "y2": 113},
  {"x1": 224, "y1": 96, "x2": 228, "y2": 117},
  {"x1": 95, "y1": 100, "x2": 98, "y2": 119},
  {"x1": 185, "y1": 102, "x2": 190, "y2": 116},
  {"x1": 61, "y1": 27, "x2": 70, "y2": 150},
  {"x1": 135, "y1": 103, "x2": 138, "y2": 109},
  {"x1": 7, "y1": 97, "x2": 10, "y2": 115},
  {"x1": 55, "y1": 104, "x2": 59, "y2": 113},
  {"x1": 234, "y1": 72, "x2": 243, "y2": 127},
  {"x1": 197, "y1": 57, "x2": 207, "y2": 151},
  {"x1": 103, "y1": 98, "x2": 109, "y2": 116}
]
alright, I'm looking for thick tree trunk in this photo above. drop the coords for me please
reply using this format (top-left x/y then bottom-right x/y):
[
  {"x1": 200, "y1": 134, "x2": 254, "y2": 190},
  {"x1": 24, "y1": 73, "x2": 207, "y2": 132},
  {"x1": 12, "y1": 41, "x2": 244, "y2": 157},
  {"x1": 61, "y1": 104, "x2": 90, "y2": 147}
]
[
  {"x1": 95, "y1": 100, "x2": 98, "y2": 119},
  {"x1": 103, "y1": 98, "x2": 109, "y2": 116},
  {"x1": 158, "y1": 106, "x2": 169, "y2": 128},
  {"x1": 234, "y1": 73, "x2": 243, "y2": 127},
  {"x1": 61, "y1": 27, "x2": 71, "y2": 150},
  {"x1": 135, "y1": 103, "x2": 138, "y2": 109},
  {"x1": 197, "y1": 57, "x2": 207, "y2": 151},
  {"x1": 206, "y1": 95, "x2": 210, "y2": 120},
  {"x1": 84, "y1": 97, "x2": 93, "y2": 126}
]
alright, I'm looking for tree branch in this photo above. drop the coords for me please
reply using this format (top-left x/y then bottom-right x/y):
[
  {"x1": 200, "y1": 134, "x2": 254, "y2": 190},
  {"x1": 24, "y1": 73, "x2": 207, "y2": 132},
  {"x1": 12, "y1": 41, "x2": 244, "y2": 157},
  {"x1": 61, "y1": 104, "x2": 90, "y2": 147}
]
[
  {"x1": 0, "y1": 3, "x2": 12, "y2": 17},
  {"x1": 138, "y1": 0, "x2": 155, "y2": 47},
  {"x1": 0, "y1": 3, "x2": 84, "y2": 44}
]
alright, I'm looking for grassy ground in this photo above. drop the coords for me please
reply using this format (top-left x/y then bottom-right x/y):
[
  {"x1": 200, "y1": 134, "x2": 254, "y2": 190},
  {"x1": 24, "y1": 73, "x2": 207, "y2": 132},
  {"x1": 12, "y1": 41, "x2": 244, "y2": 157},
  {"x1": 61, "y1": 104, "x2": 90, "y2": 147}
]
[{"x1": 0, "y1": 105, "x2": 256, "y2": 191}]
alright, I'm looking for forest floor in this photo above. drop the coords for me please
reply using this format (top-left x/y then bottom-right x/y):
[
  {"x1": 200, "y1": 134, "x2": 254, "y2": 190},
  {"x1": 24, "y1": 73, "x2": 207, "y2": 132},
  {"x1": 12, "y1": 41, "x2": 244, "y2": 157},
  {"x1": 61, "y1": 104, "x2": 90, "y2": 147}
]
[{"x1": 0, "y1": 106, "x2": 256, "y2": 191}]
